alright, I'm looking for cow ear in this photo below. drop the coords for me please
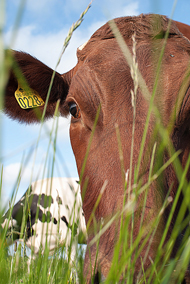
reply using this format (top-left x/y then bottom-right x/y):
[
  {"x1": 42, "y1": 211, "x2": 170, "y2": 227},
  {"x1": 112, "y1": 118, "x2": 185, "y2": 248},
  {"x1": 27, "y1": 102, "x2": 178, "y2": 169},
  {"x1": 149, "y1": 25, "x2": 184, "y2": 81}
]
[{"x1": 4, "y1": 50, "x2": 70, "y2": 123}]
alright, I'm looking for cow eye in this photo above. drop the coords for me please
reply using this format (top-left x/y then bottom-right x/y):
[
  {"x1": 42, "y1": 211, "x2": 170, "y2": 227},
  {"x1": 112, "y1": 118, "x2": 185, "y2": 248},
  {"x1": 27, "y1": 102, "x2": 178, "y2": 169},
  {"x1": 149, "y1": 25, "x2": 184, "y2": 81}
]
[{"x1": 69, "y1": 102, "x2": 81, "y2": 119}]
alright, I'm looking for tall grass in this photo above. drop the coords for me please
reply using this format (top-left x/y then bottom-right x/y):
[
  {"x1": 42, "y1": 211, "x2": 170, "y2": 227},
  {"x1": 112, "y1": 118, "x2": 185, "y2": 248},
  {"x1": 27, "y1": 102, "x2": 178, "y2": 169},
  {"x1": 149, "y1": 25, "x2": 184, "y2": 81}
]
[{"x1": 0, "y1": 1, "x2": 190, "y2": 284}]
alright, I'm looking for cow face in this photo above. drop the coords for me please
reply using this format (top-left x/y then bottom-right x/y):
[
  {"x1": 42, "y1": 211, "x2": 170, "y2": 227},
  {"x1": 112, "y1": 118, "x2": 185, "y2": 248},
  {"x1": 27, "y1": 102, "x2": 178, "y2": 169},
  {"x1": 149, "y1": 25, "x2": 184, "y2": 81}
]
[
  {"x1": 64, "y1": 17, "x2": 190, "y2": 280},
  {"x1": 68, "y1": 46, "x2": 133, "y2": 196},
  {"x1": 3, "y1": 14, "x2": 190, "y2": 283}
]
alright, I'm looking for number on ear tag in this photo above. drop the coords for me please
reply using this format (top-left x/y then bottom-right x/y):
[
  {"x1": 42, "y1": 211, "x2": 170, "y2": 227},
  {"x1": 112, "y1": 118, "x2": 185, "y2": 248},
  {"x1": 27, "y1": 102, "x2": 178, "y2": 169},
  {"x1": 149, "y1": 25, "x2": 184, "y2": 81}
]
[{"x1": 15, "y1": 84, "x2": 45, "y2": 109}]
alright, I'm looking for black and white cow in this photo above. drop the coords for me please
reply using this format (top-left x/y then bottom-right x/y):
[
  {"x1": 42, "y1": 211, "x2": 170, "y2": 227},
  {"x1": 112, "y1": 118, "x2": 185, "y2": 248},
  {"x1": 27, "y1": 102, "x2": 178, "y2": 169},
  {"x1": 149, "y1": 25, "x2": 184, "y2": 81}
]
[{"x1": 2, "y1": 177, "x2": 87, "y2": 270}]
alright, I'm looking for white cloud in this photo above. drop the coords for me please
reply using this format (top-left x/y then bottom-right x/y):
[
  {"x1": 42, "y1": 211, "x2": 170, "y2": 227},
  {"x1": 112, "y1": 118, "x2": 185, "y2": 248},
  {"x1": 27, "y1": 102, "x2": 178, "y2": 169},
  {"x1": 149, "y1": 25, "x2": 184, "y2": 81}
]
[
  {"x1": 123, "y1": 2, "x2": 140, "y2": 17},
  {"x1": 10, "y1": 0, "x2": 58, "y2": 15},
  {"x1": 62, "y1": 0, "x2": 91, "y2": 16},
  {"x1": 5, "y1": 25, "x2": 72, "y2": 72},
  {"x1": 99, "y1": 1, "x2": 140, "y2": 19},
  {"x1": 26, "y1": 0, "x2": 54, "y2": 13},
  {"x1": 4, "y1": 24, "x2": 90, "y2": 73},
  {"x1": 4, "y1": 1, "x2": 140, "y2": 73},
  {"x1": 1, "y1": 143, "x2": 78, "y2": 210},
  {"x1": 1, "y1": 162, "x2": 44, "y2": 207},
  {"x1": 28, "y1": 116, "x2": 71, "y2": 142}
]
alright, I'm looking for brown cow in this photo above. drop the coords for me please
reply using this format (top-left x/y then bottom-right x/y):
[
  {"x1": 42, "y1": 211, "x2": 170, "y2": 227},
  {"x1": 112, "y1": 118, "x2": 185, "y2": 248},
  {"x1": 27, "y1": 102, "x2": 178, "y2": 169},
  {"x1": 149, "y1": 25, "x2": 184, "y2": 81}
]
[{"x1": 3, "y1": 14, "x2": 190, "y2": 283}]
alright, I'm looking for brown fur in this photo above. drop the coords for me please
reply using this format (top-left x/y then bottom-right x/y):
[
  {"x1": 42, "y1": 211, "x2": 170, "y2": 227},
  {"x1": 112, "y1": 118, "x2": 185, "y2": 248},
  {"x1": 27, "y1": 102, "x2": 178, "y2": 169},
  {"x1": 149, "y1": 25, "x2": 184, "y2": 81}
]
[{"x1": 4, "y1": 14, "x2": 190, "y2": 283}]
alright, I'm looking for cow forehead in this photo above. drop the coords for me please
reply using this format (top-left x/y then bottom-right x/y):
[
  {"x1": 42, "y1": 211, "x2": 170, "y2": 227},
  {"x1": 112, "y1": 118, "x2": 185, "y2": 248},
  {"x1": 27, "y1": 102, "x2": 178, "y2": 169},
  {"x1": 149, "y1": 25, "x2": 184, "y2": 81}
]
[
  {"x1": 72, "y1": 21, "x2": 189, "y2": 115},
  {"x1": 76, "y1": 14, "x2": 181, "y2": 63},
  {"x1": 71, "y1": 16, "x2": 179, "y2": 108}
]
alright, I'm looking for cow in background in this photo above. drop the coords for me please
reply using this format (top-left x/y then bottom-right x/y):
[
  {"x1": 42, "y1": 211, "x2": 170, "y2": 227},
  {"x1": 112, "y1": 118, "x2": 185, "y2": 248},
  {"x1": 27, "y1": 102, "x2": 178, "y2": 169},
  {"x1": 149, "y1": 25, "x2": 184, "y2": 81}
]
[
  {"x1": 2, "y1": 177, "x2": 87, "y2": 279},
  {"x1": 3, "y1": 14, "x2": 190, "y2": 283}
]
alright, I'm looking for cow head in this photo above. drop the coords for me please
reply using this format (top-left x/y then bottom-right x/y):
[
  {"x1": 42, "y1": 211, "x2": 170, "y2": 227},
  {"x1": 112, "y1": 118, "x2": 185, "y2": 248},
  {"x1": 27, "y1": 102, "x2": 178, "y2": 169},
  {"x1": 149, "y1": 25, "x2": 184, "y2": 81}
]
[{"x1": 3, "y1": 14, "x2": 190, "y2": 282}]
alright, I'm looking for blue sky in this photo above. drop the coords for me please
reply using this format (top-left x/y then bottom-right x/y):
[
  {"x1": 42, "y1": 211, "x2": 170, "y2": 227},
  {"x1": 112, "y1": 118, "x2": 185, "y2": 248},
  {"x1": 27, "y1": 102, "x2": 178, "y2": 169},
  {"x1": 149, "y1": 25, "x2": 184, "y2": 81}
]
[{"x1": 1, "y1": 0, "x2": 190, "y2": 208}]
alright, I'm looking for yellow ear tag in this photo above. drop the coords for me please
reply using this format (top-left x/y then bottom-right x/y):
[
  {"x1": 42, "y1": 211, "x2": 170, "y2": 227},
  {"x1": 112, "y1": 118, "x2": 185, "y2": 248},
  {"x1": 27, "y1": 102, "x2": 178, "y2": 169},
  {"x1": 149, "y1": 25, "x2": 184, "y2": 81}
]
[{"x1": 15, "y1": 84, "x2": 45, "y2": 109}]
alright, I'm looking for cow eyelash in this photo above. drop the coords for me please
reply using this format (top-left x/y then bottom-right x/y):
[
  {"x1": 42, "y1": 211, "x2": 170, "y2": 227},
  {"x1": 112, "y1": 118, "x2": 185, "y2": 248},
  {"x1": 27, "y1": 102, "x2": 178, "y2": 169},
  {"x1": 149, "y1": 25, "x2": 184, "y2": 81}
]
[{"x1": 68, "y1": 101, "x2": 81, "y2": 119}]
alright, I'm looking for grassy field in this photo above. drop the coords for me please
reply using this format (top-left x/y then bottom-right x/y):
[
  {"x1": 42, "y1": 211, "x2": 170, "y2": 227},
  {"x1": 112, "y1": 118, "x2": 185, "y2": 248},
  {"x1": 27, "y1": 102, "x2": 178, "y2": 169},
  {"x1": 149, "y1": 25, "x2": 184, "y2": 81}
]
[
  {"x1": 0, "y1": 242, "x2": 86, "y2": 283},
  {"x1": 0, "y1": 1, "x2": 190, "y2": 284}
]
